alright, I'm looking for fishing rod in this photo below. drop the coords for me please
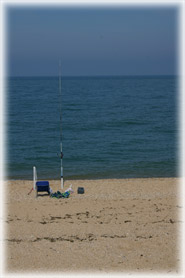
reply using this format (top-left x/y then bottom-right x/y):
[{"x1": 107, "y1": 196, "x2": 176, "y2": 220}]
[{"x1": 59, "y1": 60, "x2": 64, "y2": 189}]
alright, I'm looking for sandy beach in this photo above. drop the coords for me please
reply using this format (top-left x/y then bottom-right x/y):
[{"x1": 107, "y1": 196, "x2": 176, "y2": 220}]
[{"x1": 4, "y1": 177, "x2": 181, "y2": 274}]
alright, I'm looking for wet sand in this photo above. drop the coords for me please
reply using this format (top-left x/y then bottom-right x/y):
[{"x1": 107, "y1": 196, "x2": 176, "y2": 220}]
[{"x1": 4, "y1": 178, "x2": 182, "y2": 274}]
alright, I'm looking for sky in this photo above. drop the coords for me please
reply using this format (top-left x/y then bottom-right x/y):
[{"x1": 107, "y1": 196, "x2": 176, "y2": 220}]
[{"x1": 6, "y1": 5, "x2": 178, "y2": 76}]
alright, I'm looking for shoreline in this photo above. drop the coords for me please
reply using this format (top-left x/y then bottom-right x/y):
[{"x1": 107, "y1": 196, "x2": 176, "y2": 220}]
[
  {"x1": 4, "y1": 177, "x2": 181, "y2": 273},
  {"x1": 4, "y1": 176, "x2": 179, "y2": 181}
]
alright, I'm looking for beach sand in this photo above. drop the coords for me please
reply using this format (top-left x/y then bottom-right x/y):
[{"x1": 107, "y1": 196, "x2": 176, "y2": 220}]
[{"x1": 4, "y1": 178, "x2": 181, "y2": 274}]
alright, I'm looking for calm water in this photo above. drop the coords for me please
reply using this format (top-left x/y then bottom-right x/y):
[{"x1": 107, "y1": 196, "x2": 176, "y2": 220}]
[{"x1": 6, "y1": 76, "x2": 178, "y2": 180}]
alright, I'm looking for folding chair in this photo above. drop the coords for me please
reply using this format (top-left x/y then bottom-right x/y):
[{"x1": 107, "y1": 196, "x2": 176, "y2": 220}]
[{"x1": 33, "y1": 166, "x2": 51, "y2": 198}]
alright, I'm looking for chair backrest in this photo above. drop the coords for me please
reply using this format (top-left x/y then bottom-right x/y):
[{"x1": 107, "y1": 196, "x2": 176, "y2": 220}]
[{"x1": 33, "y1": 166, "x2": 37, "y2": 190}]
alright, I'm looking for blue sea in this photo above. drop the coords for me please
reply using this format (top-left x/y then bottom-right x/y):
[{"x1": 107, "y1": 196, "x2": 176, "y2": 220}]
[{"x1": 6, "y1": 76, "x2": 178, "y2": 180}]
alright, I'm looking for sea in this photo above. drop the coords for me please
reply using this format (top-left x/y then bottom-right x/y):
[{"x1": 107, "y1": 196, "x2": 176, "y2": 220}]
[{"x1": 6, "y1": 75, "x2": 178, "y2": 180}]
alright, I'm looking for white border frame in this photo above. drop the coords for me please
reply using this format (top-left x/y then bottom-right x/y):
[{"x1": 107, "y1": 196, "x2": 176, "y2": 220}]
[{"x1": 0, "y1": 1, "x2": 184, "y2": 278}]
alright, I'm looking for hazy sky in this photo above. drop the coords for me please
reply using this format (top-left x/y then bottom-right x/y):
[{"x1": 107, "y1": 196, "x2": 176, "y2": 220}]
[{"x1": 6, "y1": 6, "x2": 178, "y2": 76}]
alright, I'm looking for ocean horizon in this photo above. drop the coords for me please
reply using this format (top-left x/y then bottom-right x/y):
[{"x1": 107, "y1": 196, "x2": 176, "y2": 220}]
[{"x1": 8, "y1": 74, "x2": 177, "y2": 78}]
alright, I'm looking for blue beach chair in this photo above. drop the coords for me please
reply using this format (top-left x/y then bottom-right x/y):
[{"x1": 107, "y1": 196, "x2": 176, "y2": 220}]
[{"x1": 33, "y1": 166, "x2": 51, "y2": 197}]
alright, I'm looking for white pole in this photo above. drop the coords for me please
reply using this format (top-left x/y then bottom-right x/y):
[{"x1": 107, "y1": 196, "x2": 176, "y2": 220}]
[
  {"x1": 59, "y1": 60, "x2": 64, "y2": 190},
  {"x1": 60, "y1": 143, "x2": 64, "y2": 189},
  {"x1": 33, "y1": 166, "x2": 37, "y2": 190}
]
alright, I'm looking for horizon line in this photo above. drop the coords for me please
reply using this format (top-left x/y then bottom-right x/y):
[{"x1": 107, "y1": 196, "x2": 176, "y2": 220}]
[{"x1": 7, "y1": 74, "x2": 178, "y2": 78}]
